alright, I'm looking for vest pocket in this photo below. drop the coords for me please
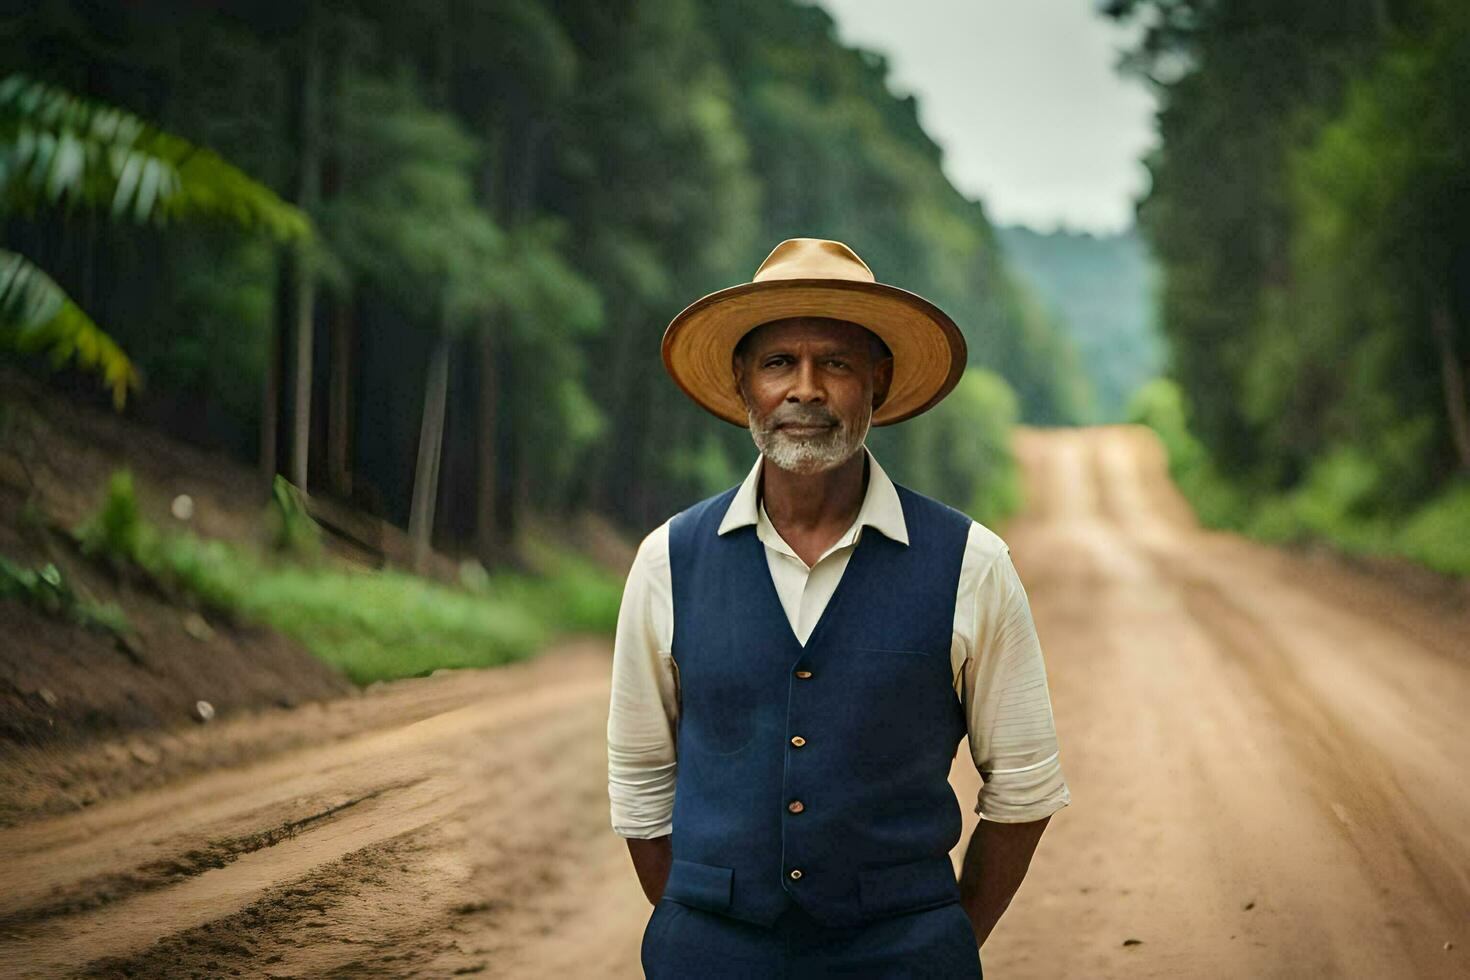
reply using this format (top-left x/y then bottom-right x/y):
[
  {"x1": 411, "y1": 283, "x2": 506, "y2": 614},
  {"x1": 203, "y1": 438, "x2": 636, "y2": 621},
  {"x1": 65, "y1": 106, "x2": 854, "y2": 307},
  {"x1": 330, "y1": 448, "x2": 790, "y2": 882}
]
[
  {"x1": 663, "y1": 858, "x2": 734, "y2": 913},
  {"x1": 857, "y1": 855, "x2": 960, "y2": 918},
  {"x1": 853, "y1": 645, "x2": 945, "y2": 659}
]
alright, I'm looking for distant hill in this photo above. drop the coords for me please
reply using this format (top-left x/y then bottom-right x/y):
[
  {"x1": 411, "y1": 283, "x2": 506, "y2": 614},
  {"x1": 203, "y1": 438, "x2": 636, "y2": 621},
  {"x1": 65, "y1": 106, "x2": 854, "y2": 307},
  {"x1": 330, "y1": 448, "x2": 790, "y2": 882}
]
[{"x1": 998, "y1": 225, "x2": 1163, "y2": 422}]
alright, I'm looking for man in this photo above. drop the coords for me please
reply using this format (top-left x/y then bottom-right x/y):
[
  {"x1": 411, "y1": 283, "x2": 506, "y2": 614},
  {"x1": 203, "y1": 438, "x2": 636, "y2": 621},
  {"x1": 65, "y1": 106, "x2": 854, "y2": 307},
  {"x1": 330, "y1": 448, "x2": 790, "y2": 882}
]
[{"x1": 607, "y1": 238, "x2": 1069, "y2": 977}]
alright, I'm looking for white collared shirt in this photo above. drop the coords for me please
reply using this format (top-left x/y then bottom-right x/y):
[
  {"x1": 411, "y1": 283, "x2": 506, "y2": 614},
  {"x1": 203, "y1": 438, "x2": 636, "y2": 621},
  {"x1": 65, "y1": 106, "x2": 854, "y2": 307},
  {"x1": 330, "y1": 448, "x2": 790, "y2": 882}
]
[{"x1": 606, "y1": 444, "x2": 1070, "y2": 838}]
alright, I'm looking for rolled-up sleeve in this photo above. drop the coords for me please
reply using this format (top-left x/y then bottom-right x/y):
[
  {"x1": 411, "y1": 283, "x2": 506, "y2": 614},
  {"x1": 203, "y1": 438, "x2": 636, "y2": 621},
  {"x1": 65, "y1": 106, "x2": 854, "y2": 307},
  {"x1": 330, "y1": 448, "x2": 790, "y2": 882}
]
[
  {"x1": 962, "y1": 538, "x2": 1070, "y2": 823},
  {"x1": 607, "y1": 522, "x2": 680, "y2": 838}
]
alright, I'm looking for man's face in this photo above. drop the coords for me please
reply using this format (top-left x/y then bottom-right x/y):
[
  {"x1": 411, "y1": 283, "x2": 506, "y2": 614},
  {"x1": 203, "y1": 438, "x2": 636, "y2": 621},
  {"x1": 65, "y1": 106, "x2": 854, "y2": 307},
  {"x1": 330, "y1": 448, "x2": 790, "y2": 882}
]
[{"x1": 732, "y1": 317, "x2": 893, "y2": 475}]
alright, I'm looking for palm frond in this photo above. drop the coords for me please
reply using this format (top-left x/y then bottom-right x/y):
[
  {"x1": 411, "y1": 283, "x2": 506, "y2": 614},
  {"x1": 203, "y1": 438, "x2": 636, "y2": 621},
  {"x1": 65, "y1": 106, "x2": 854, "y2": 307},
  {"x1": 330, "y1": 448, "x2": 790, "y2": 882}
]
[
  {"x1": 0, "y1": 249, "x2": 140, "y2": 408},
  {"x1": 0, "y1": 73, "x2": 310, "y2": 242}
]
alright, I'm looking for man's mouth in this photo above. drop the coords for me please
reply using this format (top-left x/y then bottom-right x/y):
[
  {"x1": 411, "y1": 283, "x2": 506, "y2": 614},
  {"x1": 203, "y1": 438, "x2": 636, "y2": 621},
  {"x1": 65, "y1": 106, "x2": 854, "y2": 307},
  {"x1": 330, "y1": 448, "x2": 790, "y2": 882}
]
[{"x1": 777, "y1": 422, "x2": 836, "y2": 435}]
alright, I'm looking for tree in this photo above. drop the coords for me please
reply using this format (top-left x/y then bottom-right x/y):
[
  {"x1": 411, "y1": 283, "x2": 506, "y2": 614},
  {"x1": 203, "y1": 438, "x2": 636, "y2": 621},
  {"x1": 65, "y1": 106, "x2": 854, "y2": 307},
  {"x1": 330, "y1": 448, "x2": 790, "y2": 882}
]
[
  {"x1": 2, "y1": 2, "x2": 1079, "y2": 554},
  {"x1": 444, "y1": 0, "x2": 590, "y2": 562},
  {"x1": 287, "y1": 8, "x2": 324, "y2": 493},
  {"x1": 1104, "y1": 0, "x2": 1386, "y2": 480},
  {"x1": 320, "y1": 70, "x2": 501, "y2": 571},
  {"x1": 1283, "y1": 3, "x2": 1470, "y2": 478}
]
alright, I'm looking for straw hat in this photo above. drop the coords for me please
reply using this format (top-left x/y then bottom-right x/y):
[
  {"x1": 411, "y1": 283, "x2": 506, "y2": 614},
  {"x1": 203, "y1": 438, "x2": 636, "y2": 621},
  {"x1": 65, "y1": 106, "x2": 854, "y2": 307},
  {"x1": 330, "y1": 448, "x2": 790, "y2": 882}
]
[{"x1": 661, "y1": 238, "x2": 967, "y2": 427}]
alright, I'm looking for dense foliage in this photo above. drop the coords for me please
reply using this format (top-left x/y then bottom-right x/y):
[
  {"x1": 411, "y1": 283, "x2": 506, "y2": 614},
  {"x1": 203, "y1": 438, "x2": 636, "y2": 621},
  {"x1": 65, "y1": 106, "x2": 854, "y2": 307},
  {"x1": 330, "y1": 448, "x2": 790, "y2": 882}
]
[
  {"x1": 1, "y1": 0, "x2": 1080, "y2": 556},
  {"x1": 1108, "y1": 0, "x2": 1470, "y2": 572},
  {"x1": 0, "y1": 72, "x2": 309, "y2": 408}
]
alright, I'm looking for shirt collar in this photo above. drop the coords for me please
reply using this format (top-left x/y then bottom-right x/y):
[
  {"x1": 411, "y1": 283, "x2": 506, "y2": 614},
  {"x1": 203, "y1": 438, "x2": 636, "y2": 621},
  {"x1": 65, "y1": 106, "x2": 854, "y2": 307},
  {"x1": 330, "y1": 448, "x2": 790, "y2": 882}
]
[{"x1": 716, "y1": 443, "x2": 909, "y2": 547}]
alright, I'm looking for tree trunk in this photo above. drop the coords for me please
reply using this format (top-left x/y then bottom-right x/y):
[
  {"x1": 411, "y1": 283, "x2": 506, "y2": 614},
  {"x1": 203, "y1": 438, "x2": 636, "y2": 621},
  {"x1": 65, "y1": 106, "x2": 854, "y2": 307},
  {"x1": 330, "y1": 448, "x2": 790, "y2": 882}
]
[
  {"x1": 410, "y1": 331, "x2": 452, "y2": 573},
  {"x1": 1430, "y1": 291, "x2": 1470, "y2": 471},
  {"x1": 514, "y1": 420, "x2": 531, "y2": 535},
  {"x1": 1370, "y1": 0, "x2": 1392, "y2": 34},
  {"x1": 587, "y1": 300, "x2": 646, "y2": 518},
  {"x1": 475, "y1": 323, "x2": 500, "y2": 567},
  {"x1": 259, "y1": 280, "x2": 282, "y2": 491},
  {"x1": 290, "y1": 7, "x2": 323, "y2": 492},
  {"x1": 290, "y1": 248, "x2": 315, "y2": 490},
  {"x1": 327, "y1": 295, "x2": 354, "y2": 496},
  {"x1": 493, "y1": 122, "x2": 550, "y2": 548}
]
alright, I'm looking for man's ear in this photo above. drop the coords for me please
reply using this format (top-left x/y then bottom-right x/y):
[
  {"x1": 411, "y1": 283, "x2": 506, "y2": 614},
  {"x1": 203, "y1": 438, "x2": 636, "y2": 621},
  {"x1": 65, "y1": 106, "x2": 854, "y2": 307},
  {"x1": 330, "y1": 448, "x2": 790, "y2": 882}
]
[{"x1": 871, "y1": 356, "x2": 894, "y2": 410}]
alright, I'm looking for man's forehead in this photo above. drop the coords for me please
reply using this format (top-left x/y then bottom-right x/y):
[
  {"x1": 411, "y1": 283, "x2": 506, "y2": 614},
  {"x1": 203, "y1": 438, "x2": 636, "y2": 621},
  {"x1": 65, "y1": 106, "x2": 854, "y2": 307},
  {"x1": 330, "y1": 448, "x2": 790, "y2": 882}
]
[{"x1": 742, "y1": 317, "x2": 870, "y2": 350}]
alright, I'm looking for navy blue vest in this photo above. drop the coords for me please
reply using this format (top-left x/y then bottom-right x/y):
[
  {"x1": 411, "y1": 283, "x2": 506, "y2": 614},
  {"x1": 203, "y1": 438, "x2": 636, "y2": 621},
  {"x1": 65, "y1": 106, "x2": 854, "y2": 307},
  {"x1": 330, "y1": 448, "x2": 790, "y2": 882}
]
[{"x1": 663, "y1": 477, "x2": 972, "y2": 928}]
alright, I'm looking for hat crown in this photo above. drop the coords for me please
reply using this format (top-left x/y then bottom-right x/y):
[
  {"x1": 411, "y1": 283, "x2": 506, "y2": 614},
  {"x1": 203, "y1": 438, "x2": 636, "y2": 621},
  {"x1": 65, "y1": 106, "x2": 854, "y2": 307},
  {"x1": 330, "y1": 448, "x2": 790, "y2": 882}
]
[{"x1": 751, "y1": 238, "x2": 875, "y2": 284}]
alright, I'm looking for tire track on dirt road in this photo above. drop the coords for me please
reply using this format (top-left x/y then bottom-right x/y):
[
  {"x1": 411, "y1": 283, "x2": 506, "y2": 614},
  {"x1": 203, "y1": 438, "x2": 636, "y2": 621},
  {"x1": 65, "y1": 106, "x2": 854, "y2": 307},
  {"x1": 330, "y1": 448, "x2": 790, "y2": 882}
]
[
  {"x1": 0, "y1": 775, "x2": 429, "y2": 929},
  {"x1": 0, "y1": 643, "x2": 632, "y2": 978}
]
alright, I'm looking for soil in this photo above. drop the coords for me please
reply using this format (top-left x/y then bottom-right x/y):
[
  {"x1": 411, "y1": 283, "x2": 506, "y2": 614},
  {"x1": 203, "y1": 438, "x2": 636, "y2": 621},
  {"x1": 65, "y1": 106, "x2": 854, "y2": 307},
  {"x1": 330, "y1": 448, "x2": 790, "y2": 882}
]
[
  {"x1": 0, "y1": 366, "x2": 354, "y2": 758},
  {"x1": 0, "y1": 423, "x2": 1467, "y2": 978}
]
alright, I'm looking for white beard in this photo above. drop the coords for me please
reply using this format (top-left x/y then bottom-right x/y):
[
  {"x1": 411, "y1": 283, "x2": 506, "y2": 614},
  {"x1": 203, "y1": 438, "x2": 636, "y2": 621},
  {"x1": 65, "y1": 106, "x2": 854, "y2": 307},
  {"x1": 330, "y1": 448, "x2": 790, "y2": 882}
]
[{"x1": 747, "y1": 401, "x2": 872, "y2": 475}]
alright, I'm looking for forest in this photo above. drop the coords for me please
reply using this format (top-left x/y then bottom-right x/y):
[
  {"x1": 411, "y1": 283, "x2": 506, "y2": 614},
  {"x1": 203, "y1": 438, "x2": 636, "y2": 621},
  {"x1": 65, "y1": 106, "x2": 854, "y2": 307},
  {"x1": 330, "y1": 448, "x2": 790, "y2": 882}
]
[
  {"x1": 1108, "y1": 0, "x2": 1470, "y2": 573},
  {"x1": 3, "y1": 0, "x2": 1467, "y2": 714},
  {"x1": 997, "y1": 224, "x2": 1161, "y2": 424},
  {"x1": 1, "y1": 0, "x2": 1084, "y2": 575}
]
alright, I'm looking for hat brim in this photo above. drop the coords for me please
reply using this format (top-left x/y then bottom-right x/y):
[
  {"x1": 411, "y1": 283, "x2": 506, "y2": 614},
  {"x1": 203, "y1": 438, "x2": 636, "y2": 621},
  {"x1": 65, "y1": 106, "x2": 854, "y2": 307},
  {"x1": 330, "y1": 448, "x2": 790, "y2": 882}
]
[{"x1": 662, "y1": 278, "x2": 967, "y2": 427}]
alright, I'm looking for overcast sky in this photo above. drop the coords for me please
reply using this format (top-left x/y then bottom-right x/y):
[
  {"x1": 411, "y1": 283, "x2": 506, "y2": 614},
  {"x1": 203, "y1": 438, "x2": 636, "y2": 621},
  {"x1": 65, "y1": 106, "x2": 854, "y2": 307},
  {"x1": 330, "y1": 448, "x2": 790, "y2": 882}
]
[{"x1": 816, "y1": 0, "x2": 1157, "y2": 234}]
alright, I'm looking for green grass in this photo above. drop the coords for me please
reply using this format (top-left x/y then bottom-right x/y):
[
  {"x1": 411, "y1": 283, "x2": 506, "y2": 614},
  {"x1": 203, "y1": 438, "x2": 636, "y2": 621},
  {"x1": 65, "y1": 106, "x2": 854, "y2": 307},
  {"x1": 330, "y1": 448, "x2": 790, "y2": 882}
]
[
  {"x1": 1129, "y1": 379, "x2": 1470, "y2": 577},
  {"x1": 67, "y1": 470, "x2": 626, "y2": 685},
  {"x1": 1394, "y1": 484, "x2": 1470, "y2": 576},
  {"x1": 151, "y1": 531, "x2": 622, "y2": 685},
  {"x1": 240, "y1": 564, "x2": 553, "y2": 683}
]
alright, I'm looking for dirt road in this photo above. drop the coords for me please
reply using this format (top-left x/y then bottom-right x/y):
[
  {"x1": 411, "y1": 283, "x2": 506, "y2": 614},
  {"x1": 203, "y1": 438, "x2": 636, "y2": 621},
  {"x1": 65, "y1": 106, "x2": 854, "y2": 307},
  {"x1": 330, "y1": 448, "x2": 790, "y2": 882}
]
[
  {"x1": 975, "y1": 427, "x2": 1468, "y2": 978},
  {"x1": 1, "y1": 425, "x2": 1466, "y2": 978}
]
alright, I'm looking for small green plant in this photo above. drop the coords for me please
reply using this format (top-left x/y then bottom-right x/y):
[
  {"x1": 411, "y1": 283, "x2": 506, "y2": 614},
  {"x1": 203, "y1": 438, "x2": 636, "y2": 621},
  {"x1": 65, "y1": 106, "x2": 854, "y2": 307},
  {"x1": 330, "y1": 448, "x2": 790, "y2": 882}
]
[
  {"x1": 17, "y1": 496, "x2": 45, "y2": 531},
  {"x1": 0, "y1": 554, "x2": 131, "y2": 634},
  {"x1": 76, "y1": 468, "x2": 149, "y2": 564},
  {"x1": 269, "y1": 475, "x2": 322, "y2": 560}
]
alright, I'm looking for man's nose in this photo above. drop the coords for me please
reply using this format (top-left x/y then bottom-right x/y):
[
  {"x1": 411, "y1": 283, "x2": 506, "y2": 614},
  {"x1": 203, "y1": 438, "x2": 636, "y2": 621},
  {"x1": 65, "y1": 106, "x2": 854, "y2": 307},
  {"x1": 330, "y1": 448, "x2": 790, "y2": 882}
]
[{"x1": 786, "y1": 358, "x2": 825, "y2": 404}]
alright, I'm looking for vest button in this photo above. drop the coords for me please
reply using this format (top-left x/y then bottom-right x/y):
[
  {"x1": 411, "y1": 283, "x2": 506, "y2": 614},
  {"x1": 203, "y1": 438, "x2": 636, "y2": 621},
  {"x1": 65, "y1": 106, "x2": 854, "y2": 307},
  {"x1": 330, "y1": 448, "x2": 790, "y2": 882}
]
[
  {"x1": 787, "y1": 800, "x2": 805, "y2": 813},
  {"x1": 789, "y1": 868, "x2": 803, "y2": 880},
  {"x1": 794, "y1": 670, "x2": 813, "y2": 679},
  {"x1": 790, "y1": 736, "x2": 806, "y2": 747}
]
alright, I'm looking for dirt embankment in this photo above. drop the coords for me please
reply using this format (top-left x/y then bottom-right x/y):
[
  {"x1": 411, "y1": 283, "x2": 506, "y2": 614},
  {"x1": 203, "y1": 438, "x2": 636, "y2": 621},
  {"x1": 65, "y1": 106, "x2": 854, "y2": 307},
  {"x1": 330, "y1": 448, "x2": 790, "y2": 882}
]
[
  {"x1": 0, "y1": 366, "x2": 635, "y2": 763},
  {"x1": 1, "y1": 424, "x2": 1467, "y2": 978},
  {"x1": 0, "y1": 366, "x2": 354, "y2": 762}
]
